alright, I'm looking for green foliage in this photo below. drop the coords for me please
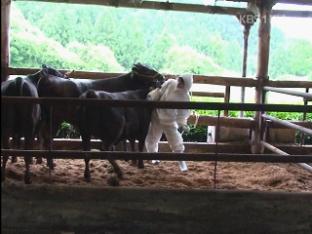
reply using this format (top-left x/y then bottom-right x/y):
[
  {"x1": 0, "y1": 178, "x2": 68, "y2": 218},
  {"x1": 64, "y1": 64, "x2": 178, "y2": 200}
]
[
  {"x1": 182, "y1": 125, "x2": 207, "y2": 142},
  {"x1": 13, "y1": 1, "x2": 312, "y2": 79},
  {"x1": 10, "y1": 5, "x2": 123, "y2": 71},
  {"x1": 163, "y1": 45, "x2": 224, "y2": 74},
  {"x1": 56, "y1": 122, "x2": 80, "y2": 138},
  {"x1": 67, "y1": 42, "x2": 124, "y2": 72}
]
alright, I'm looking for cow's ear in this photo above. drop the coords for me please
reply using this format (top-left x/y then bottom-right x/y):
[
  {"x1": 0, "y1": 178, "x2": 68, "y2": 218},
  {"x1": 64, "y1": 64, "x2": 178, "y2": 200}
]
[{"x1": 40, "y1": 67, "x2": 49, "y2": 78}]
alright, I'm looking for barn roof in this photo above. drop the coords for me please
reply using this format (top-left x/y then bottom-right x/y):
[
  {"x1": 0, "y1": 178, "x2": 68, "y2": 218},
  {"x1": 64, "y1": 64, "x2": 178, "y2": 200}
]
[{"x1": 19, "y1": 0, "x2": 312, "y2": 17}]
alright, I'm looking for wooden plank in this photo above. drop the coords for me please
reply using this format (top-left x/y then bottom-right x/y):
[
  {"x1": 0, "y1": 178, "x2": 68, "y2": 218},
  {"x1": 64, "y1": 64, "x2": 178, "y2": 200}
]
[
  {"x1": 187, "y1": 115, "x2": 255, "y2": 128},
  {"x1": 191, "y1": 91, "x2": 224, "y2": 98},
  {"x1": 9, "y1": 67, "x2": 312, "y2": 88},
  {"x1": 8, "y1": 67, "x2": 259, "y2": 87},
  {"x1": 2, "y1": 185, "x2": 312, "y2": 234},
  {"x1": 1, "y1": 0, "x2": 11, "y2": 82},
  {"x1": 193, "y1": 75, "x2": 258, "y2": 87}
]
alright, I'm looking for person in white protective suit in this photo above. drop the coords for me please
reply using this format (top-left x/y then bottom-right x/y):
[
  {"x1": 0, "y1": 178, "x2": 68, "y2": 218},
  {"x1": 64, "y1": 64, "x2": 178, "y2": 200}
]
[{"x1": 145, "y1": 74, "x2": 193, "y2": 172}]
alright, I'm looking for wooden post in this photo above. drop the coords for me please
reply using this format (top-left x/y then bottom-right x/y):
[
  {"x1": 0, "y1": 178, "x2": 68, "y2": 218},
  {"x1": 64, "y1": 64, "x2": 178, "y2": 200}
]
[
  {"x1": 252, "y1": 0, "x2": 273, "y2": 154},
  {"x1": 1, "y1": 0, "x2": 11, "y2": 82},
  {"x1": 240, "y1": 24, "x2": 251, "y2": 117},
  {"x1": 224, "y1": 86, "x2": 231, "y2": 117},
  {"x1": 237, "y1": 2, "x2": 257, "y2": 117}
]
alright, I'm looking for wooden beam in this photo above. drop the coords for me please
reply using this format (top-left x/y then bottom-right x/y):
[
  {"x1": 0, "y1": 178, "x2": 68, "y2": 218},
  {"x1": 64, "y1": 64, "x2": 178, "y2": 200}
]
[
  {"x1": 187, "y1": 115, "x2": 255, "y2": 128},
  {"x1": 1, "y1": 0, "x2": 11, "y2": 82},
  {"x1": 272, "y1": 10, "x2": 312, "y2": 18},
  {"x1": 191, "y1": 91, "x2": 225, "y2": 98},
  {"x1": 253, "y1": 1, "x2": 273, "y2": 154},
  {"x1": 276, "y1": 0, "x2": 312, "y2": 5},
  {"x1": 8, "y1": 67, "x2": 259, "y2": 87},
  {"x1": 8, "y1": 67, "x2": 312, "y2": 88},
  {"x1": 16, "y1": 0, "x2": 251, "y2": 15},
  {"x1": 225, "y1": 0, "x2": 312, "y2": 6}
]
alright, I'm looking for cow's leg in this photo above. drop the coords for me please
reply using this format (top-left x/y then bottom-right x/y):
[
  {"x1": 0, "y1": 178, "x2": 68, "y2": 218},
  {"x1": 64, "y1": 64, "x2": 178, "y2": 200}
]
[
  {"x1": 40, "y1": 124, "x2": 54, "y2": 170},
  {"x1": 35, "y1": 131, "x2": 43, "y2": 164},
  {"x1": 1, "y1": 134, "x2": 10, "y2": 182},
  {"x1": 105, "y1": 146, "x2": 123, "y2": 179},
  {"x1": 108, "y1": 159, "x2": 123, "y2": 179},
  {"x1": 104, "y1": 143, "x2": 123, "y2": 179},
  {"x1": 82, "y1": 135, "x2": 91, "y2": 182},
  {"x1": 23, "y1": 136, "x2": 34, "y2": 184}
]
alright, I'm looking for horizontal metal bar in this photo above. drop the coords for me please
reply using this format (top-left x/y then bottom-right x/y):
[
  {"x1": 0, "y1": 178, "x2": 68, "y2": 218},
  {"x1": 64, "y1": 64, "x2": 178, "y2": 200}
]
[
  {"x1": 2, "y1": 96, "x2": 311, "y2": 112},
  {"x1": 1, "y1": 149, "x2": 312, "y2": 163},
  {"x1": 264, "y1": 87, "x2": 312, "y2": 101},
  {"x1": 262, "y1": 114, "x2": 312, "y2": 136}
]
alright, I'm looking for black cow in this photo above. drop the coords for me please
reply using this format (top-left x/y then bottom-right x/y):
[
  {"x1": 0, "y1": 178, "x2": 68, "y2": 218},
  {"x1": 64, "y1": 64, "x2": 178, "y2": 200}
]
[
  {"x1": 1, "y1": 65, "x2": 67, "y2": 184},
  {"x1": 37, "y1": 63, "x2": 164, "y2": 170},
  {"x1": 79, "y1": 88, "x2": 153, "y2": 182}
]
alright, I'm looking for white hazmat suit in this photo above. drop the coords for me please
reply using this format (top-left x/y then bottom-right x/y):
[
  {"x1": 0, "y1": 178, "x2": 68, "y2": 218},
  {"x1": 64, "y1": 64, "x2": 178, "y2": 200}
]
[{"x1": 145, "y1": 74, "x2": 193, "y2": 172}]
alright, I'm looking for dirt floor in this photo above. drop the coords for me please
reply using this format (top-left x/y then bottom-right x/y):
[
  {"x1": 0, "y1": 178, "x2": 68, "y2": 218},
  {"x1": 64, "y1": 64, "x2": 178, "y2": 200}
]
[{"x1": 3, "y1": 156, "x2": 312, "y2": 192}]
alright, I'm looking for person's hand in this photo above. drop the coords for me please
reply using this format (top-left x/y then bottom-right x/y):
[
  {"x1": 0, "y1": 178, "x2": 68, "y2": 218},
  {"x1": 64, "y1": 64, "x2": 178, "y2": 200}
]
[{"x1": 178, "y1": 124, "x2": 190, "y2": 133}]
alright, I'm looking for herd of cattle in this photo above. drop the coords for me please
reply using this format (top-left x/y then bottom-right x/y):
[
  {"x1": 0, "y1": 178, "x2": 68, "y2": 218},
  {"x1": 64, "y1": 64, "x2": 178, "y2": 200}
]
[{"x1": 1, "y1": 64, "x2": 165, "y2": 184}]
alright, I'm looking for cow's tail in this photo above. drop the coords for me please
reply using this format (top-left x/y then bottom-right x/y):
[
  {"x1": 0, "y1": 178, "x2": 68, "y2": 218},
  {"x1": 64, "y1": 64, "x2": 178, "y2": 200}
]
[{"x1": 15, "y1": 77, "x2": 26, "y2": 97}]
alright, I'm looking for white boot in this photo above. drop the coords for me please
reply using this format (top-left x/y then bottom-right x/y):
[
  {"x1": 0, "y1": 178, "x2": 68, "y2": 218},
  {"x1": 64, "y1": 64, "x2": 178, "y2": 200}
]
[
  {"x1": 178, "y1": 161, "x2": 188, "y2": 172},
  {"x1": 152, "y1": 160, "x2": 160, "y2": 164}
]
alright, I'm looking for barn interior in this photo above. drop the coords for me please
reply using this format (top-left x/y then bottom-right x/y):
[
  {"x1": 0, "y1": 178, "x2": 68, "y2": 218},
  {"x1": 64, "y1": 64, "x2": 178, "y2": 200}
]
[{"x1": 1, "y1": 0, "x2": 312, "y2": 233}]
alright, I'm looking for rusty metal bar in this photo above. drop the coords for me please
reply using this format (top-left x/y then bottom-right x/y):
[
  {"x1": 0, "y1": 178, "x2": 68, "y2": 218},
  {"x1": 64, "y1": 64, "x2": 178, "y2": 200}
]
[
  {"x1": 262, "y1": 114, "x2": 312, "y2": 136},
  {"x1": 1, "y1": 149, "x2": 312, "y2": 163},
  {"x1": 2, "y1": 96, "x2": 311, "y2": 113}
]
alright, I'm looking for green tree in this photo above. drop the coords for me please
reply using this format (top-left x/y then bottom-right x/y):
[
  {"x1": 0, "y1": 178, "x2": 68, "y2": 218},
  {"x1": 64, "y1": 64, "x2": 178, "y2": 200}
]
[{"x1": 163, "y1": 45, "x2": 224, "y2": 74}]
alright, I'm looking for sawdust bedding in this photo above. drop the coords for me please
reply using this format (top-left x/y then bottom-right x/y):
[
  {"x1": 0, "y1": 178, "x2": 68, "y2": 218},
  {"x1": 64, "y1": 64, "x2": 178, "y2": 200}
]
[{"x1": 4, "y1": 156, "x2": 312, "y2": 192}]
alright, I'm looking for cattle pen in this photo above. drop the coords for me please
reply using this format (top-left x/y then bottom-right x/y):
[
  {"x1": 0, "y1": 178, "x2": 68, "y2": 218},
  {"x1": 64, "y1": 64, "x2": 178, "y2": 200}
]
[{"x1": 1, "y1": 0, "x2": 312, "y2": 233}]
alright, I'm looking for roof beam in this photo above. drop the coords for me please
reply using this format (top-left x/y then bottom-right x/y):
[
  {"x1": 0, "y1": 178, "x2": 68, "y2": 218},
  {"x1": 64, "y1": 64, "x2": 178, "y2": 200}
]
[
  {"x1": 16, "y1": 0, "x2": 312, "y2": 17},
  {"x1": 16, "y1": 0, "x2": 251, "y2": 16},
  {"x1": 224, "y1": 0, "x2": 312, "y2": 5},
  {"x1": 272, "y1": 9, "x2": 312, "y2": 17}
]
